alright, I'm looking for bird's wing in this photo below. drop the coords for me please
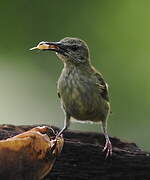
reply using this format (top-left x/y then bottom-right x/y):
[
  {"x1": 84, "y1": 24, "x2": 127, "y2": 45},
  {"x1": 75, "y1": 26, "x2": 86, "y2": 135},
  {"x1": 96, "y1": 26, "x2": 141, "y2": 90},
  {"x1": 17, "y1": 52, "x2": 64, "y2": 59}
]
[
  {"x1": 56, "y1": 81, "x2": 61, "y2": 99},
  {"x1": 93, "y1": 69, "x2": 110, "y2": 102},
  {"x1": 57, "y1": 91, "x2": 61, "y2": 98}
]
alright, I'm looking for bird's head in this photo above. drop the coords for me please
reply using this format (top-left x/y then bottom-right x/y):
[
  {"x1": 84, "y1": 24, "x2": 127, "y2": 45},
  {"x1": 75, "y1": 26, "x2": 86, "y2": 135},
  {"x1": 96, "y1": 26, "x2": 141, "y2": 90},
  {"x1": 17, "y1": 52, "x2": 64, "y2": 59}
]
[{"x1": 30, "y1": 37, "x2": 90, "y2": 65}]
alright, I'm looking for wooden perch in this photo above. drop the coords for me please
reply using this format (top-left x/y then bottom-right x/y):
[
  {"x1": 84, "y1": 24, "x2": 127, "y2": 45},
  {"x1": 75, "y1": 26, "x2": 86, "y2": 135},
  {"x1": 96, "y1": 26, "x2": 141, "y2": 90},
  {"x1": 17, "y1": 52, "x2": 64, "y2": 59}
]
[{"x1": 0, "y1": 124, "x2": 150, "y2": 180}]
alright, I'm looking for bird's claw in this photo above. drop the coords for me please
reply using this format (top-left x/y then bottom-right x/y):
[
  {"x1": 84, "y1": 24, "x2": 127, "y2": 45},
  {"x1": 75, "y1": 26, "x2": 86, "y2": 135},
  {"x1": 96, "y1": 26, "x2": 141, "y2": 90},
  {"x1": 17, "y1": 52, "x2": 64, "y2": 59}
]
[
  {"x1": 56, "y1": 130, "x2": 63, "y2": 138},
  {"x1": 102, "y1": 139, "x2": 112, "y2": 158}
]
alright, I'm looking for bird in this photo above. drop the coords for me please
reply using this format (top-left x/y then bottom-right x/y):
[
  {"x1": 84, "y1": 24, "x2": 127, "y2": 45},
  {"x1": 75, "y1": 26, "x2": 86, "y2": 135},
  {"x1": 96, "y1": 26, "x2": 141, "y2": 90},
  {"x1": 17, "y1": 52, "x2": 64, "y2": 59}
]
[{"x1": 30, "y1": 37, "x2": 112, "y2": 157}]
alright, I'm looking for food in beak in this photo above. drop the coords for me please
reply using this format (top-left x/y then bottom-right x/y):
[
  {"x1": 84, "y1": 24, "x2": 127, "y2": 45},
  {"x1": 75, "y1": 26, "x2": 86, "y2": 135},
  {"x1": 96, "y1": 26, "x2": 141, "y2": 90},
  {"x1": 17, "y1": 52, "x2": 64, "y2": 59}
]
[
  {"x1": 30, "y1": 42, "x2": 60, "y2": 51},
  {"x1": 30, "y1": 42, "x2": 50, "y2": 50}
]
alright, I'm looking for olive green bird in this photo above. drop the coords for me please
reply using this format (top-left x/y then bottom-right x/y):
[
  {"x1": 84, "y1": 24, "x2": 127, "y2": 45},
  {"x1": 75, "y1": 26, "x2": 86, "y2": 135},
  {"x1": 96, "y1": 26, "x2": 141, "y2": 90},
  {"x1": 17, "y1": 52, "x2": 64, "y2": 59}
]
[{"x1": 30, "y1": 37, "x2": 112, "y2": 157}]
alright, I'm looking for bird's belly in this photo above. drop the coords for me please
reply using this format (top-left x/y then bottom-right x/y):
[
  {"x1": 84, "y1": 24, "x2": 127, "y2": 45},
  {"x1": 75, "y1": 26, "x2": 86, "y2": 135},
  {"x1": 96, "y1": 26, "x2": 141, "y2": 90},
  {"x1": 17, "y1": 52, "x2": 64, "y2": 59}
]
[{"x1": 61, "y1": 87, "x2": 102, "y2": 121}]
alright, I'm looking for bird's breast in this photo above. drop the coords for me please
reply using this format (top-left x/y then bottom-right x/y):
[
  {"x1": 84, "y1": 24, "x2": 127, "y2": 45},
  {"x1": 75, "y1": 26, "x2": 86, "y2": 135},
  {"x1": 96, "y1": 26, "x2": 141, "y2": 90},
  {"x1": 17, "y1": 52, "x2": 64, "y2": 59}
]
[{"x1": 57, "y1": 68, "x2": 103, "y2": 120}]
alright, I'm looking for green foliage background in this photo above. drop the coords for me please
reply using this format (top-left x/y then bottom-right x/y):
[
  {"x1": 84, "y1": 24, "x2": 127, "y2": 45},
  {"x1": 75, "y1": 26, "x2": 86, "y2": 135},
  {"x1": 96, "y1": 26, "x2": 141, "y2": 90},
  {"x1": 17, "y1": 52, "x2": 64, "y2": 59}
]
[{"x1": 0, "y1": 0, "x2": 150, "y2": 150}]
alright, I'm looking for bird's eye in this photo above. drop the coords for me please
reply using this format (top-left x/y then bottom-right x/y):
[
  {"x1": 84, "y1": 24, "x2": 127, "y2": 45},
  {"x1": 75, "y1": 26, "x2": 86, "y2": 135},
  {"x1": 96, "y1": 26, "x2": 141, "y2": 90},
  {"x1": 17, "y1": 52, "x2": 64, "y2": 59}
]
[{"x1": 71, "y1": 45, "x2": 79, "y2": 51}]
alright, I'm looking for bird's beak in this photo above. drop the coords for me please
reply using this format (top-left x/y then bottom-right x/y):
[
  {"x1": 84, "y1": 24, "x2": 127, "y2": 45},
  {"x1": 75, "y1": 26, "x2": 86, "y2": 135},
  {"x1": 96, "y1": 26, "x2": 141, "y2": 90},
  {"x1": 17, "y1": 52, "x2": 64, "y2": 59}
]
[{"x1": 30, "y1": 41, "x2": 64, "y2": 53}]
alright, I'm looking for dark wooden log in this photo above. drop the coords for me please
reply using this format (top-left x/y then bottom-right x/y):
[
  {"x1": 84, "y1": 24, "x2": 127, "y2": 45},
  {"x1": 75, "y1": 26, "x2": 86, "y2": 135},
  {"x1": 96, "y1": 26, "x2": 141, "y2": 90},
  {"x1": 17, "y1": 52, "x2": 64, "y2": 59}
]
[{"x1": 0, "y1": 124, "x2": 150, "y2": 180}]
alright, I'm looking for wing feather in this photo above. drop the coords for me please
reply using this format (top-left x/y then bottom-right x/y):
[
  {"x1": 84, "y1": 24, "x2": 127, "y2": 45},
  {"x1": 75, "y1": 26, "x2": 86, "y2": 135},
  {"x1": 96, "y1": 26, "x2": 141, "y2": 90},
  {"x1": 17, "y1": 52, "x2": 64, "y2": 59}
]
[{"x1": 94, "y1": 71, "x2": 109, "y2": 102}]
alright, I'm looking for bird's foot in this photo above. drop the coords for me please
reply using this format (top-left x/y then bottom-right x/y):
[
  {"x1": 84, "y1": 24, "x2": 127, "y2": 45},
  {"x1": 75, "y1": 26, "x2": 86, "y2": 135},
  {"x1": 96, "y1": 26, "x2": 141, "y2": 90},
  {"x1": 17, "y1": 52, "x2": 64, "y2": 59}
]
[
  {"x1": 102, "y1": 138, "x2": 112, "y2": 158},
  {"x1": 56, "y1": 132, "x2": 63, "y2": 138},
  {"x1": 56, "y1": 129, "x2": 65, "y2": 138}
]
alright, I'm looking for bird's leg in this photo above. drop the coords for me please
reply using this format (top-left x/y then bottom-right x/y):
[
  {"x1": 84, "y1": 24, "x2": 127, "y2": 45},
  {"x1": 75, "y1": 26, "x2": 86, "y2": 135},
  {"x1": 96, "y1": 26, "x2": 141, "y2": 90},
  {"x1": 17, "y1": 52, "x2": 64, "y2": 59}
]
[
  {"x1": 101, "y1": 120, "x2": 112, "y2": 158},
  {"x1": 57, "y1": 112, "x2": 70, "y2": 137}
]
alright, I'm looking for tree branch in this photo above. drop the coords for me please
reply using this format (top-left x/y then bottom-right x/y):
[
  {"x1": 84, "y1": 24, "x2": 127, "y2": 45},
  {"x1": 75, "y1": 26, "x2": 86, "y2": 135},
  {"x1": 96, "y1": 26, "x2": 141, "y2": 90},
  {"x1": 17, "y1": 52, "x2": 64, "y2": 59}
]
[{"x1": 0, "y1": 124, "x2": 150, "y2": 180}]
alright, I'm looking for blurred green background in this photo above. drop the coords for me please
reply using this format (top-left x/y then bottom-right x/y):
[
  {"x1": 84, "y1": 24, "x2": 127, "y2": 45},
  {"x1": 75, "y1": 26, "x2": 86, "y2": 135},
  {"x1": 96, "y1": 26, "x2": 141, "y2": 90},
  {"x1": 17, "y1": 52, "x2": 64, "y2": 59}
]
[{"x1": 0, "y1": 0, "x2": 150, "y2": 150}]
